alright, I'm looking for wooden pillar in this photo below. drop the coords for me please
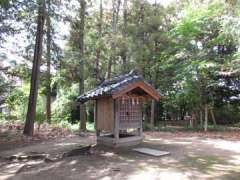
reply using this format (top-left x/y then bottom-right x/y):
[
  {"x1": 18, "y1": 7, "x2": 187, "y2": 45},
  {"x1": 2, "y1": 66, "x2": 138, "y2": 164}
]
[
  {"x1": 94, "y1": 100, "x2": 100, "y2": 137},
  {"x1": 138, "y1": 127, "x2": 142, "y2": 137},
  {"x1": 204, "y1": 104, "x2": 208, "y2": 132},
  {"x1": 114, "y1": 99, "x2": 119, "y2": 142},
  {"x1": 138, "y1": 103, "x2": 143, "y2": 137}
]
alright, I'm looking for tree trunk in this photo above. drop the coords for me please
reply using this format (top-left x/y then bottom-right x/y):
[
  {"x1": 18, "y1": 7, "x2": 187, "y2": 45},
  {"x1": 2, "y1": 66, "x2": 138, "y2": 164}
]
[
  {"x1": 200, "y1": 110, "x2": 203, "y2": 127},
  {"x1": 204, "y1": 104, "x2": 208, "y2": 132},
  {"x1": 107, "y1": 0, "x2": 121, "y2": 79},
  {"x1": 79, "y1": 0, "x2": 87, "y2": 132},
  {"x1": 46, "y1": 0, "x2": 51, "y2": 123},
  {"x1": 95, "y1": 0, "x2": 102, "y2": 84},
  {"x1": 150, "y1": 99, "x2": 155, "y2": 128},
  {"x1": 121, "y1": 0, "x2": 128, "y2": 73},
  {"x1": 150, "y1": 10, "x2": 158, "y2": 128},
  {"x1": 23, "y1": 0, "x2": 45, "y2": 136},
  {"x1": 210, "y1": 107, "x2": 217, "y2": 126},
  {"x1": 192, "y1": 111, "x2": 197, "y2": 128}
]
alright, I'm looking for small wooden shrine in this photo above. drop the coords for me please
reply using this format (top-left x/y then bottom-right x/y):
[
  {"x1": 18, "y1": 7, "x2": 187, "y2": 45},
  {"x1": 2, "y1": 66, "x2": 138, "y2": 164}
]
[{"x1": 77, "y1": 71, "x2": 161, "y2": 147}]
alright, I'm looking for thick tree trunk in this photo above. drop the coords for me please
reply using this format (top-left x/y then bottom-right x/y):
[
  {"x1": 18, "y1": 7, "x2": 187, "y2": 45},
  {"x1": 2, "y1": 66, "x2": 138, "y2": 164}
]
[
  {"x1": 210, "y1": 107, "x2": 217, "y2": 126},
  {"x1": 150, "y1": 99, "x2": 155, "y2": 128},
  {"x1": 23, "y1": 0, "x2": 45, "y2": 136},
  {"x1": 200, "y1": 110, "x2": 203, "y2": 127},
  {"x1": 121, "y1": 0, "x2": 128, "y2": 73},
  {"x1": 95, "y1": 0, "x2": 102, "y2": 84},
  {"x1": 204, "y1": 104, "x2": 208, "y2": 132},
  {"x1": 79, "y1": 0, "x2": 87, "y2": 132},
  {"x1": 46, "y1": 0, "x2": 51, "y2": 123},
  {"x1": 95, "y1": 49, "x2": 100, "y2": 83},
  {"x1": 107, "y1": 56, "x2": 113, "y2": 79},
  {"x1": 192, "y1": 111, "x2": 197, "y2": 128},
  {"x1": 150, "y1": 3, "x2": 158, "y2": 127},
  {"x1": 150, "y1": 70, "x2": 157, "y2": 128},
  {"x1": 107, "y1": 0, "x2": 121, "y2": 79}
]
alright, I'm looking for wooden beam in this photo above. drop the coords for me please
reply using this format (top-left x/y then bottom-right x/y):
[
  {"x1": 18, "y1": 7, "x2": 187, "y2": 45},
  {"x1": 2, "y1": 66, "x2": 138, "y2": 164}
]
[
  {"x1": 94, "y1": 100, "x2": 100, "y2": 136},
  {"x1": 114, "y1": 99, "x2": 119, "y2": 141},
  {"x1": 112, "y1": 80, "x2": 161, "y2": 101}
]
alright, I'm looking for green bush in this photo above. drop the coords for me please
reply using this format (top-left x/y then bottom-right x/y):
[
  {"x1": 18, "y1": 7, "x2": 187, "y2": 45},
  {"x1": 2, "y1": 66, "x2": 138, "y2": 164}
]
[
  {"x1": 214, "y1": 105, "x2": 240, "y2": 125},
  {"x1": 52, "y1": 120, "x2": 95, "y2": 133},
  {"x1": 6, "y1": 87, "x2": 28, "y2": 120},
  {"x1": 157, "y1": 126, "x2": 177, "y2": 133},
  {"x1": 0, "y1": 113, "x2": 6, "y2": 121},
  {"x1": 52, "y1": 84, "x2": 79, "y2": 123}
]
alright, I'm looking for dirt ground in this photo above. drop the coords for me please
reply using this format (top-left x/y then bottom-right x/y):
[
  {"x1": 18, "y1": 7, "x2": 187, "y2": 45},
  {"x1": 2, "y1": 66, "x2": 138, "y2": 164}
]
[{"x1": 1, "y1": 131, "x2": 240, "y2": 180}]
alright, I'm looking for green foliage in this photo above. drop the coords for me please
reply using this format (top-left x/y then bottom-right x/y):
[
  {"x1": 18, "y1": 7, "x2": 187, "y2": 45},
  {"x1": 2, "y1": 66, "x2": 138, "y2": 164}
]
[
  {"x1": 181, "y1": 125, "x2": 229, "y2": 132},
  {"x1": 173, "y1": 2, "x2": 224, "y2": 39},
  {"x1": 214, "y1": 105, "x2": 240, "y2": 124},
  {"x1": 5, "y1": 83, "x2": 48, "y2": 125},
  {"x1": 52, "y1": 84, "x2": 79, "y2": 122},
  {"x1": 53, "y1": 120, "x2": 95, "y2": 132},
  {"x1": 35, "y1": 95, "x2": 46, "y2": 126},
  {"x1": 0, "y1": 113, "x2": 6, "y2": 121},
  {"x1": 2, "y1": 0, "x2": 240, "y2": 130},
  {"x1": 143, "y1": 122, "x2": 155, "y2": 131},
  {"x1": 54, "y1": 120, "x2": 79, "y2": 132},
  {"x1": 6, "y1": 86, "x2": 28, "y2": 120},
  {"x1": 157, "y1": 126, "x2": 177, "y2": 133},
  {"x1": 0, "y1": 73, "x2": 9, "y2": 96},
  {"x1": 0, "y1": 0, "x2": 10, "y2": 7}
]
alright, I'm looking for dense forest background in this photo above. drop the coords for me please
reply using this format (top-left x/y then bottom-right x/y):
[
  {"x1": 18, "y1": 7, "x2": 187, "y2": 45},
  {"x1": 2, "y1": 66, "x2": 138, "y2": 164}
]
[{"x1": 1, "y1": 0, "x2": 240, "y2": 135}]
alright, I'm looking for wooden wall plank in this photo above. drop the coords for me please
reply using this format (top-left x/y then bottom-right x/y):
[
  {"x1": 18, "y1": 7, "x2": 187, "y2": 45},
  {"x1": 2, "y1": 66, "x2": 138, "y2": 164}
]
[
  {"x1": 96, "y1": 98, "x2": 114, "y2": 131},
  {"x1": 114, "y1": 99, "x2": 119, "y2": 141}
]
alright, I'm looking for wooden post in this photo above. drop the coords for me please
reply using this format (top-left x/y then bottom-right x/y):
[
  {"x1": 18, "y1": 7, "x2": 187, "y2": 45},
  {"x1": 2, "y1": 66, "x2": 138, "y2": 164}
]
[
  {"x1": 138, "y1": 125, "x2": 143, "y2": 137},
  {"x1": 200, "y1": 110, "x2": 203, "y2": 128},
  {"x1": 150, "y1": 99, "x2": 155, "y2": 128},
  {"x1": 94, "y1": 100, "x2": 100, "y2": 137},
  {"x1": 204, "y1": 104, "x2": 208, "y2": 132},
  {"x1": 139, "y1": 103, "x2": 143, "y2": 137},
  {"x1": 114, "y1": 99, "x2": 119, "y2": 142}
]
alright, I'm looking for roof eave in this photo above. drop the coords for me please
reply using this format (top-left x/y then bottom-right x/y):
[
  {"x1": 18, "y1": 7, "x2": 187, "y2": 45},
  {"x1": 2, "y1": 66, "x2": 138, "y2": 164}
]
[
  {"x1": 112, "y1": 80, "x2": 161, "y2": 101},
  {"x1": 77, "y1": 94, "x2": 112, "y2": 103}
]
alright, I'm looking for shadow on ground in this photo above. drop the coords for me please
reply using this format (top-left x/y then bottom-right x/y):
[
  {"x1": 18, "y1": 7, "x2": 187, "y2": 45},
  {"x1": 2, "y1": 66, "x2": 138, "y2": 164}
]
[{"x1": 1, "y1": 132, "x2": 240, "y2": 180}]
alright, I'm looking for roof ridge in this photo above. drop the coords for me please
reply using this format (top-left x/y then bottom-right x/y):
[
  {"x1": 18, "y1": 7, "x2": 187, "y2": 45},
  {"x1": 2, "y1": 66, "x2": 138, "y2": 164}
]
[
  {"x1": 100, "y1": 70, "x2": 141, "y2": 87},
  {"x1": 76, "y1": 70, "x2": 158, "y2": 103}
]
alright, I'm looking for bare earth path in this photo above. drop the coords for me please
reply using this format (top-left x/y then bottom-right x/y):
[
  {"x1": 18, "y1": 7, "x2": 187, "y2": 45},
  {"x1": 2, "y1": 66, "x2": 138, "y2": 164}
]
[{"x1": 1, "y1": 132, "x2": 240, "y2": 180}]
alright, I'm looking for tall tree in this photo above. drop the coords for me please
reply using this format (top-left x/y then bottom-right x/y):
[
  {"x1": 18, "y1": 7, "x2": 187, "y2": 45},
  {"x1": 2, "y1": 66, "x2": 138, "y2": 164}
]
[
  {"x1": 23, "y1": 0, "x2": 45, "y2": 136},
  {"x1": 121, "y1": 0, "x2": 128, "y2": 73},
  {"x1": 107, "y1": 0, "x2": 121, "y2": 79},
  {"x1": 46, "y1": 0, "x2": 51, "y2": 123},
  {"x1": 79, "y1": 0, "x2": 87, "y2": 132},
  {"x1": 95, "y1": 0, "x2": 103, "y2": 84},
  {"x1": 150, "y1": 0, "x2": 158, "y2": 127}
]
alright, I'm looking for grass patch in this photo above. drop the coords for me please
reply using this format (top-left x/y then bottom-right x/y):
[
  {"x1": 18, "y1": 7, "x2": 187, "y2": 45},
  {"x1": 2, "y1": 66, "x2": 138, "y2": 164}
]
[
  {"x1": 143, "y1": 122, "x2": 177, "y2": 132},
  {"x1": 86, "y1": 122, "x2": 95, "y2": 132},
  {"x1": 232, "y1": 122, "x2": 240, "y2": 128},
  {"x1": 157, "y1": 126, "x2": 177, "y2": 132},
  {"x1": 144, "y1": 123, "x2": 236, "y2": 133},
  {"x1": 143, "y1": 122, "x2": 155, "y2": 131},
  {"x1": 181, "y1": 125, "x2": 229, "y2": 132},
  {"x1": 52, "y1": 121, "x2": 95, "y2": 133}
]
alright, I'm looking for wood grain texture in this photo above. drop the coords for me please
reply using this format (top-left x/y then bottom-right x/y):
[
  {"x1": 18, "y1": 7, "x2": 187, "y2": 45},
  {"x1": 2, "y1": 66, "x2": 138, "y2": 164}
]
[
  {"x1": 112, "y1": 81, "x2": 161, "y2": 101},
  {"x1": 96, "y1": 98, "x2": 114, "y2": 131}
]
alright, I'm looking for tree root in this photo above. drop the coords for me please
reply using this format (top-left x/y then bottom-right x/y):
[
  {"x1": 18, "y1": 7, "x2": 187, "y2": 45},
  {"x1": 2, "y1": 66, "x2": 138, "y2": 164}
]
[{"x1": 5, "y1": 145, "x2": 93, "y2": 163}]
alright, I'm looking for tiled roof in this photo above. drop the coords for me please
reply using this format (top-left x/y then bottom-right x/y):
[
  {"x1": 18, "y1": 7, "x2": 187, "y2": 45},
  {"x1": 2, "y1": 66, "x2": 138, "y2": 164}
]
[{"x1": 77, "y1": 70, "x2": 146, "y2": 102}]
